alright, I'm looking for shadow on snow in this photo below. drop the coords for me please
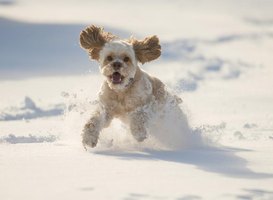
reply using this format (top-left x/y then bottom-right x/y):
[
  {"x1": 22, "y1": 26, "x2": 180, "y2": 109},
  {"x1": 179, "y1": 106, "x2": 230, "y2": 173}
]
[{"x1": 95, "y1": 146, "x2": 273, "y2": 180}]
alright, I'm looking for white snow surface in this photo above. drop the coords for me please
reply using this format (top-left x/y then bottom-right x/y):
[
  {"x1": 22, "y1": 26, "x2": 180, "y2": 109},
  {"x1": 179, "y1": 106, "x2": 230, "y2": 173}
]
[{"x1": 1, "y1": 0, "x2": 273, "y2": 199}]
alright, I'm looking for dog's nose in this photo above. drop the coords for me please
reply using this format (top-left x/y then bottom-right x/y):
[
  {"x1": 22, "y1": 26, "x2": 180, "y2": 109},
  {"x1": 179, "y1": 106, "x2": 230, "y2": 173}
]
[{"x1": 112, "y1": 61, "x2": 122, "y2": 70}]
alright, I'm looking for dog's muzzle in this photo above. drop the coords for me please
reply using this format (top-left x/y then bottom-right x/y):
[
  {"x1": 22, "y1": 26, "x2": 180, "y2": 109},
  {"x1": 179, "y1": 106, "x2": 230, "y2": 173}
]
[
  {"x1": 110, "y1": 72, "x2": 124, "y2": 84},
  {"x1": 109, "y1": 61, "x2": 124, "y2": 84},
  {"x1": 112, "y1": 61, "x2": 122, "y2": 71}
]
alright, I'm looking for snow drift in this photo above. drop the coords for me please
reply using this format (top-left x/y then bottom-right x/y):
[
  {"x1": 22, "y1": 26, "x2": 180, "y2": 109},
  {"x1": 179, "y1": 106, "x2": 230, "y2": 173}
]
[
  {"x1": 0, "y1": 96, "x2": 64, "y2": 121},
  {"x1": 63, "y1": 89, "x2": 206, "y2": 151}
]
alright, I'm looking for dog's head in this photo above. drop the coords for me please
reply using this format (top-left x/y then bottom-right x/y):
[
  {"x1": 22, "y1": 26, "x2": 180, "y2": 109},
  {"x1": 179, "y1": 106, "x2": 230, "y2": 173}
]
[{"x1": 80, "y1": 25, "x2": 161, "y2": 91}]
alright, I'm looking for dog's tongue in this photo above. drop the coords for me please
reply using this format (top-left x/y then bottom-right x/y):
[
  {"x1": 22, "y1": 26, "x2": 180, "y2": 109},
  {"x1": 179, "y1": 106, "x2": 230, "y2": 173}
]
[{"x1": 112, "y1": 72, "x2": 122, "y2": 84}]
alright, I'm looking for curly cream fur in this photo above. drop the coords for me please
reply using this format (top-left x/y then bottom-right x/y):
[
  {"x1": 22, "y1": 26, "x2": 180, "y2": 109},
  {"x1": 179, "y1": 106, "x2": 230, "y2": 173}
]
[
  {"x1": 130, "y1": 36, "x2": 161, "y2": 64},
  {"x1": 79, "y1": 25, "x2": 116, "y2": 60},
  {"x1": 80, "y1": 25, "x2": 181, "y2": 148}
]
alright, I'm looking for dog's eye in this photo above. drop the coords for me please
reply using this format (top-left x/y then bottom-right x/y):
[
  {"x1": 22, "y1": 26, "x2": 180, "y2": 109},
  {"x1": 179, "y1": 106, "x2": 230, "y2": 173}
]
[
  {"x1": 124, "y1": 56, "x2": 130, "y2": 62},
  {"x1": 107, "y1": 56, "x2": 113, "y2": 62}
]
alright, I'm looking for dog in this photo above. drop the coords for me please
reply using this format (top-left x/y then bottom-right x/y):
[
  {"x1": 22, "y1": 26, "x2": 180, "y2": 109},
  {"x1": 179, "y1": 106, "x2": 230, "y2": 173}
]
[{"x1": 79, "y1": 25, "x2": 182, "y2": 148}]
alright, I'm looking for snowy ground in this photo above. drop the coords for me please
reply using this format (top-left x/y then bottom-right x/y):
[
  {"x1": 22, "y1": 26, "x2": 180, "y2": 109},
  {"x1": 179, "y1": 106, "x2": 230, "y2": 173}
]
[{"x1": 1, "y1": 0, "x2": 273, "y2": 199}]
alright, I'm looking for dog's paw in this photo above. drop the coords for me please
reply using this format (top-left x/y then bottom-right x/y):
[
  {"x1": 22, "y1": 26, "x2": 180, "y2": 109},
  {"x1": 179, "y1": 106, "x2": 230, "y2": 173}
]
[
  {"x1": 130, "y1": 120, "x2": 148, "y2": 143},
  {"x1": 82, "y1": 124, "x2": 99, "y2": 148},
  {"x1": 82, "y1": 133, "x2": 98, "y2": 148},
  {"x1": 132, "y1": 131, "x2": 147, "y2": 142},
  {"x1": 134, "y1": 134, "x2": 147, "y2": 142}
]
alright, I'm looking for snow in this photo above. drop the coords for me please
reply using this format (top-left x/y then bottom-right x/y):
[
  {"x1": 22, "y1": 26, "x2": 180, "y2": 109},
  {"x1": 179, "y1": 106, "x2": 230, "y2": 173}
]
[
  {"x1": 0, "y1": 96, "x2": 64, "y2": 121},
  {"x1": 1, "y1": 0, "x2": 273, "y2": 199},
  {"x1": 0, "y1": 133, "x2": 57, "y2": 144}
]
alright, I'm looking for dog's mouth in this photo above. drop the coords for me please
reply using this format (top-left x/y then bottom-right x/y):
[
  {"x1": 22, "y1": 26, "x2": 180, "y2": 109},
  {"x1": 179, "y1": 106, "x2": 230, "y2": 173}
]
[{"x1": 109, "y1": 72, "x2": 124, "y2": 84}]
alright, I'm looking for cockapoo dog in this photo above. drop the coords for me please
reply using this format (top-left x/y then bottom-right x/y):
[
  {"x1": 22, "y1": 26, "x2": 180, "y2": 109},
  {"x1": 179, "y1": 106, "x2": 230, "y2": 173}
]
[{"x1": 80, "y1": 25, "x2": 182, "y2": 148}]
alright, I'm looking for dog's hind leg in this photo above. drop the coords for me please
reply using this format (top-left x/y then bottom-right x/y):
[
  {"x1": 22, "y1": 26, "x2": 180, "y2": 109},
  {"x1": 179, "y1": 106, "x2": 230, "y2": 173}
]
[
  {"x1": 82, "y1": 109, "x2": 112, "y2": 148},
  {"x1": 129, "y1": 108, "x2": 149, "y2": 142}
]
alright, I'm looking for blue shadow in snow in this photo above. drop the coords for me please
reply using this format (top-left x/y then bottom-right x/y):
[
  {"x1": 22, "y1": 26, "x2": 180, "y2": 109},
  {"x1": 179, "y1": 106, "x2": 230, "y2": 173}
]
[
  {"x1": 95, "y1": 146, "x2": 273, "y2": 179},
  {"x1": 0, "y1": 17, "x2": 131, "y2": 79},
  {"x1": 236, "y1": 188, "x2": 273, "y2": 200},
  {"x1": 0, "y1": 0, "x2": 15, "y2": 6},
  {"x1": 0, "y1": 134, "x2": 57, "y2": 144},
  {"x1": 0, "y1": 97, "x2": 64, "y2": 121}
]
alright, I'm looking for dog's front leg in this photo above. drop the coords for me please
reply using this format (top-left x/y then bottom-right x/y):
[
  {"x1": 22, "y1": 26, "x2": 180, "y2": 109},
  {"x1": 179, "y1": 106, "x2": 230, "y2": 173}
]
[
  {"x1": 129, "y1": 108, "x2": 149, "y2": 142},
  {"x1": 82, "y1": 109, "x2": 112, "y2": 148}
]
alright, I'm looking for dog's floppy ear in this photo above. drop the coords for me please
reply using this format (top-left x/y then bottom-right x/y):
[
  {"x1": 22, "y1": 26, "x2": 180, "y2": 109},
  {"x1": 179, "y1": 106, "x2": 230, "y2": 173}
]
[
  {"x1": 131, "y1": 35, "x2": 161, "y2": 64},
  {"x1": 80, "y1": 25, "x2": 116, "y2": 60}
]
